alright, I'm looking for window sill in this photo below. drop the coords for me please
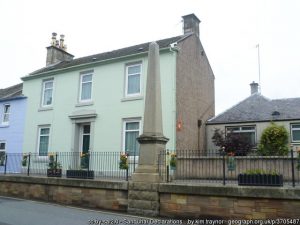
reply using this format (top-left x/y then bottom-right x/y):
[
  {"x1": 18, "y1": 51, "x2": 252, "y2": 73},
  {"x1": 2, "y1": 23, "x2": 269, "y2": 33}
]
[
  {"x1": 121, "y1": 96, "x2": 143, "y2": 102},
  {"x1": 75, "y1": 101, "x2": 94, "y2": 107},
  {"x1": 0, "y1": 124, "x2": 9, "y2": 128},
  {"x1": 38, "y1": 107, "x2": 53, "y2": 112}
]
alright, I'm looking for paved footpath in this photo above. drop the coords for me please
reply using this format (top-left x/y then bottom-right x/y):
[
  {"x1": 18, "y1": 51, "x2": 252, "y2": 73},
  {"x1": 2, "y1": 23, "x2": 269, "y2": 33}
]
[{"x1": 0, "y1": 196, "x2": 185, "y2": 225}]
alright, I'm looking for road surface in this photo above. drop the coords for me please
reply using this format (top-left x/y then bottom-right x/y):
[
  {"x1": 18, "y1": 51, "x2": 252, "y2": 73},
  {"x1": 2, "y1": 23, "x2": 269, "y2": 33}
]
[{"x1": 0, "y1": 196, "x2": 183, "y2": 225}]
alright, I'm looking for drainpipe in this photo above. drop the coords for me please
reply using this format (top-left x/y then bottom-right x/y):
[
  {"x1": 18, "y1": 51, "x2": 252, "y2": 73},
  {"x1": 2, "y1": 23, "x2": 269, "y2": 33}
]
[{"x1": 169, "y1": 43, "x2": 179, "y2": 150}]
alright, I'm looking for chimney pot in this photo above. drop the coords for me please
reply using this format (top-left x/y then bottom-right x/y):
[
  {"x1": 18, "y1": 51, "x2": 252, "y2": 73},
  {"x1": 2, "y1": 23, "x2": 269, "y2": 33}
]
[
  {"x1": 59, "y1": 34, "x2": 65, "y2": 49},
  {"x1": 182, "y1": 13, "x2": 201, "y2": 37},
  {"x1": 46, "y1": 33, "x2": 74, "y2": 66},
  {"x1": 51, "y1": 32, "x2": 57, "y2": 46},
  {"x1": 250, "y1": 81, "x2": 259, "y2": 95}
]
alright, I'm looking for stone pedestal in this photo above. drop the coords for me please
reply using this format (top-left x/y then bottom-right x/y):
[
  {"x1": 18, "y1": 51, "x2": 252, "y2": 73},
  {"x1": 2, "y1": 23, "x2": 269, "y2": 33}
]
[{"x1": 128, "y1": 182, "x2": 160, "y2": 216}]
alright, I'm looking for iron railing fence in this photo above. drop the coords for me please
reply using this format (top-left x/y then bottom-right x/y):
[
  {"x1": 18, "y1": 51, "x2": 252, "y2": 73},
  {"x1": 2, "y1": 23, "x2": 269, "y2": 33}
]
[
  {"x1": 0, "y1": 152, "x2": 138, "y2": 181},
  {"x1": 159, "y1": 149, "x2": 300, "y2": 187}
]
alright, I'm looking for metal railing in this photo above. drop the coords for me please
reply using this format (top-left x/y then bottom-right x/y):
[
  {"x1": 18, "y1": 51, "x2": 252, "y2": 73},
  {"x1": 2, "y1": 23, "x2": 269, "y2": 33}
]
[
  {"x1": 159, "y1": 149, "x2": 300, "y2": 187},
  {"x1": 0, "y1": 152, "x2": 138, "y2": 181}
]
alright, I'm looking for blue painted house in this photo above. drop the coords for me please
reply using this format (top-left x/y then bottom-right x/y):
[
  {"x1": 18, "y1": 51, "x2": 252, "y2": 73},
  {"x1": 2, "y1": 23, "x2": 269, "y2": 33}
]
[{"x1": 0, "y1": 83, "x2": 27, "y2": 172}]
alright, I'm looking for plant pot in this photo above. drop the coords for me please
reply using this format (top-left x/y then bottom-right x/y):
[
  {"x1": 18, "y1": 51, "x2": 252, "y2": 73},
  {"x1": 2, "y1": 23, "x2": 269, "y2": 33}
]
[
  {"x1": 47, "y1": 169, "x2": 62, "y2": 177},
  {"x1": 66, "y1": 170, "x2": 94, "y2": 179},
  {"x1": 238, "y1": 174, "x2": 283, "y2": 186},
  {"x1": 170, "y1": 165, "x2": 176, "y2": 170}
]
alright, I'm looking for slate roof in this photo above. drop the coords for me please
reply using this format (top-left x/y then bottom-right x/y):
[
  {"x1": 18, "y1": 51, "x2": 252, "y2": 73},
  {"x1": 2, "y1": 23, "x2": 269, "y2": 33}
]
[
  {"x1": 27, "y1": 34, "x2": 191, "y2": 77},
  {"x1": 207, "y1": 93, "x2": 300, "y2": 124},
  {"x1": 0, "y1": 83, "x2": 23, "y2": 100}
]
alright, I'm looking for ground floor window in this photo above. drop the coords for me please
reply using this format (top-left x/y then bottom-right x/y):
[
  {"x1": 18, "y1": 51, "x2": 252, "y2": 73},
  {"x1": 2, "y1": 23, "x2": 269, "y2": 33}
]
[
  {"x1": 226, "y1": 126, "x2": 256, "y2": 146},
  {"x1": 123, "y1": 119, "x2": 141, "y2": 156},
  {"x1": 291, "y1": 124, "x2": 300, "y2": 142},
  {"x1": 38, "y1": 127, "x2": 50, "y2": 156},
  {"x1": 0, "y1": 141, "x2": 6, "y2": 166}
]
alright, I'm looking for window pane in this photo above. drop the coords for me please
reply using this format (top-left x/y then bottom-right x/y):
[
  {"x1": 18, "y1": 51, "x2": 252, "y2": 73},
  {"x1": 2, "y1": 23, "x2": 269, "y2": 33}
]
[
  {"x1": 81, "y1": 82, "x2": 92, "y2": 100},
  {"x1": 43, "y1": 89, "x2": 53, "y2": 105},
  {"x1": 125, "y1": 130, "x2": 140, "y2": 156},
  {"x1": 126, "y1": 122, "x2": 139, "y2": 130},
  {"x1": 0, "y1": 143, "x2": 5, "y2": 150},
  {"x1": 3, "y1": 114, "x2": 9, "y2": 123},
  {"x1": 242, "y1": 126, "x2": 255, "y2": 131},
  {"x1": 292, "y1": 124, "x2": 300, "y2": 129},
  {"x1": 39, "y1": 136, "x2": 49, "y2": 156},
  {"x1": 40, "y1": 128, "x2": 50, "y2": 135},
  {"x1": 293, "y1": 130, "x2": 300, "y2": 141},
  {"x1": 83, "y1": 125, "x2": 90, "y2": 134},
  {"x1": 128, "y1": 74, "x2": 140, "y2": 94},
  {"x1": 45, "y1": 81, "x2": 53, "y2": 89},
  {"x1": 4, "y1": 105, "x2": 10, "y2": 113},
  {"x1": 128, "y1": 65, "x2": 141, "y2": 74},
  {"x1": 240, "y1": 132, "x2": 256, "y2": 145},
  {"x1": 82, "y1": 74, "x2": 92, "y2": 82}
]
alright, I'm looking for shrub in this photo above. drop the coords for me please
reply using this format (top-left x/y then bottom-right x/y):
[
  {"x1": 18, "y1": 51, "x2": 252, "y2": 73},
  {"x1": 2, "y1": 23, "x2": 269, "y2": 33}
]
[
  {"x1": 258, "y1": 123, "x2": 289, "y2": 156},
  {"x1": 212, "y1": 129, "x2": 253, "y2": 156}
]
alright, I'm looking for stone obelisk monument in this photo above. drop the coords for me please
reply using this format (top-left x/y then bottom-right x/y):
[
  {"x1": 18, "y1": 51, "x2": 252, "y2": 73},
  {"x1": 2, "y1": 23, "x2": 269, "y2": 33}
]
[{"x1": 128, "y1": 42, "x2": 169, "y2": 216}]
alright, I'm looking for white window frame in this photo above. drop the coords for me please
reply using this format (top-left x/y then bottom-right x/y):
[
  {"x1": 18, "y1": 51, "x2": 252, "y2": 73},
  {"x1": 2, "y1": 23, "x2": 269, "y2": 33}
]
[
  {"x1": 291, "y1": 124, "x2": 300, "y2": 142},
  {"x1": 41, "y1": 79, "x2": 54, "y2": 107},
  {"x1": 122, "y1": 119, "x2": 141, "y2": 157},
  {"x1": 79, "y1": 73, "x2": 93, "y2": 102},
  {"x1": 37, "y1": 126, "x2": 50, "y2": 157},
  {"x1": 125, "y1": 63, "x2": 142, "y2": 97},
  {"x1": 0, "y1": 141, "x2": 6, "y2": 166},
  {"x1": 2, "y1": 104, "x2": 10, "y2": 125},
  {"x1": 226, "y1": 125, "x2": 256, "y2": 145}
]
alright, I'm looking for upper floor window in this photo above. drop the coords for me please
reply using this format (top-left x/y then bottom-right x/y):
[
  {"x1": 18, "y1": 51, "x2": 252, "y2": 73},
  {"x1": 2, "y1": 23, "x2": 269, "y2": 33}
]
[
  {"x1": 0, "y1": 141, "x2": 6, "y2": 166},
  {"x1": 2, "y1": 104, "x2": 10, "y2": 125},
  {"x1": 226, "y1": 126, "x2": 256, "y2": 146},
  {"x1": 80, "y1": 73, "x2": 93, "y2": 102},
  {"x1": 42, "y1": 80, "x2": 54, "y2": 107},
  {"x1": 37, "y1": 126, "x2": 50, "y2": 156},
  {"x1": 123, "y1": 119, "x2": 141, "y2": 156},
  {"x1": 291, "y1": 124, "x2": 300, "y2": 142},
  {"x1": 125, "y1": 64, "x2": 141, "y2": 97}
]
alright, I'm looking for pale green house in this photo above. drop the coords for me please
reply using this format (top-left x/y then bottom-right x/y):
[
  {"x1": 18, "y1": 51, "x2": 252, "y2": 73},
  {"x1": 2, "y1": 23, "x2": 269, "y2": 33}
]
[{"x1": 21, "y1": 14, "x2": 215, "y2": 162}]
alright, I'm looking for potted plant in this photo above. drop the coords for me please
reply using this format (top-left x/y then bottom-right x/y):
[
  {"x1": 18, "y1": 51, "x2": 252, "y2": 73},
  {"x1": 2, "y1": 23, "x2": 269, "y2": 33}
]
[
  {"x1": 238, "y1": 169, "x2": 283, "y2": 186},
  {"x1": 169, "y1": 153, "x2": 176, "y2": 170},
  {"x1": 119, "y1": 153, "x2": 128, "y2": 170},
  {"x1": 47, "y1": 153, "x2": 62, "y2": 177},
  {"x1": 0, "y1": 153, "x2": 5, "y2": 166},
  {"x1": 22, "y1": 154, "x2": 28, "y2": 167},
  {"x1": 66, "y1": 152, "x2": 94, "y2": 179}
]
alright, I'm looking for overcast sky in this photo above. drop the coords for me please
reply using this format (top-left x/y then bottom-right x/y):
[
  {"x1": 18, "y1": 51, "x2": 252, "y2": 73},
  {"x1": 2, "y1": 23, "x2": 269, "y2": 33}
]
[{"x1": 0, "y1": 0, "x2": 299, "y2": 114}]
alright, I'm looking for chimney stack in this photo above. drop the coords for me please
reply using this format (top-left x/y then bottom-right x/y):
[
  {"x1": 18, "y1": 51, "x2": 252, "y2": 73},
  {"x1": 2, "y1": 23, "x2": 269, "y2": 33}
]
[
  {"x1": 250, "y1": 81, "x2": 259, "y2": 95},
  {"x1": 182, "y1": 14, "x2": 201, "y2": 37},
  {"x1": 46, "y1": 32, "x2": 74, "y2": 66}
]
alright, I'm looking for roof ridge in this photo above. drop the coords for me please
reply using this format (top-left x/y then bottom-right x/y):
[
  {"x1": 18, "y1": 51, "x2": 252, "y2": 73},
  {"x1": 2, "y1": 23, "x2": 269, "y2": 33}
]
[
  {"x1": 26, "y1": 34, "x2": 192, "y2": 77},
  {"x1": 73, "y1": 34, "x2": 188, "y2": 61}
]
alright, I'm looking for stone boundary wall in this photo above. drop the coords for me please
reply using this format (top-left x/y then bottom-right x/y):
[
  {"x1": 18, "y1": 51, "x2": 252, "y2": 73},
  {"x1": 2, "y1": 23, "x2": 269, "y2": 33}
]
[
  {"x1": 0, "y1": 176, "x2": 128, "y2": 212},
  {"x1": 1, "y1": 176, "x2": 300, "y2": 219},
  {"x1": 159, "y1": 183, "x2": 300, "y2": 219}
]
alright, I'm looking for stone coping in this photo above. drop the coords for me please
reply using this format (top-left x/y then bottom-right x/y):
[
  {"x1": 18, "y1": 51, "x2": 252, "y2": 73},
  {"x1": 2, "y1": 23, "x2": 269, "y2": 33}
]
[
  {"x1": 0, "y1": 175, "x2": 128, "y2": 190},
  {"x1": 159, "y1": 183, "x2": 300, "y2": 200}
]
